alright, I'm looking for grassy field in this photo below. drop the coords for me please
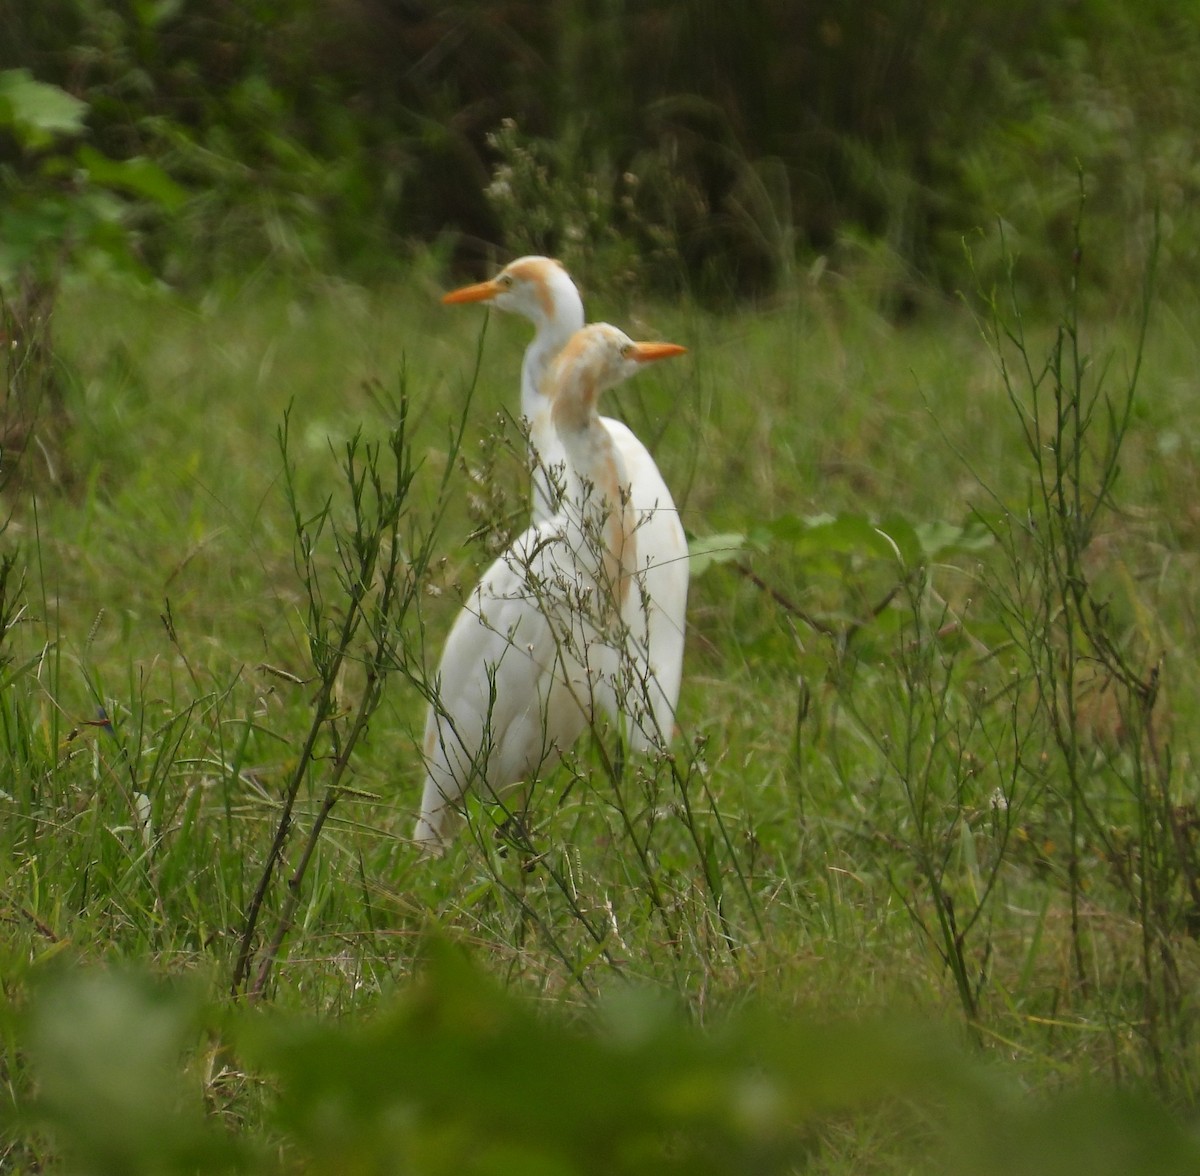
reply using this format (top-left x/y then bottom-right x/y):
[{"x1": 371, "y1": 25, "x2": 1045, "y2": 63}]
[{"x1": 4, "y1": 241, "x2": 1200, "y2": 1170}]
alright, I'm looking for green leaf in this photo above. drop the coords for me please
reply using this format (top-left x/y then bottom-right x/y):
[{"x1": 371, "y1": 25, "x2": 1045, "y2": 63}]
[
  {"x1": 914, "y1": 517, "x2": 996, "y2": 559},
  {"x1": 0, "y1": 69, "x2": 87, "y2": 150},
  {"x1": 765, "y1": 513, "x2": 904, "y2": 564},
  {"x1": 708, "y1": 512, "x2": 995, "y2": 573},
  {"x1": 688, "y1": 531, "x2": 752, "y2": 576},
  {"x1": 877, "y1": 515, "x2": 923, "y2": 566},
  {"x1": 77, "y1": 145, "x2": 188, "y2": 211},
  {"x1": 914, "y1": 518, "x2": 969, "y2": 558}
]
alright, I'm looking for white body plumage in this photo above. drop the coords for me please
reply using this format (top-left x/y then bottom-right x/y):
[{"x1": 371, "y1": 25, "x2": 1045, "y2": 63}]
[
  {"x1": 442, "y1": 257, "x2": 689, "y2": 748},
  {"x1": 414, "y1": 323, "x2": 686, "y2": 852}
]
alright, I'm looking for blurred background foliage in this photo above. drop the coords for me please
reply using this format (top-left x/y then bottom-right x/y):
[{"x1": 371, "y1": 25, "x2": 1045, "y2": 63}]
[
  {"x1": 3, "y1": 0, "x2": 1198, "y2": 304},
  {"x1": 11, "y1": 945, "x2": 1200, "y2": 1175}
]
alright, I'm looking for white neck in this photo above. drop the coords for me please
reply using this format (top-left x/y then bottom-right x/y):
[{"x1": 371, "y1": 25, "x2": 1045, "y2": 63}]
[
  {"x1": 558, "y1": 417, "x2": 618, "y2": 500},
  {"x1": 519, "y1": 289, "x2": 585, "y2": 422},
  {"x1": 556, "y1": 412, "x2": 636, "y2": 597},
  {"x1": 520, "y1": 289, "x2": 584, "y2": 524}
]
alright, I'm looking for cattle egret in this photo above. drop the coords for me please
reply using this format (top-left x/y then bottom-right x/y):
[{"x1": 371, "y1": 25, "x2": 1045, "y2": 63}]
[
  {"x1": 414, "y1": 323, "x2": 687, "y2": 853},
  {"x1": 442, "y1": 257, "x2": 689, "y2": 746}
]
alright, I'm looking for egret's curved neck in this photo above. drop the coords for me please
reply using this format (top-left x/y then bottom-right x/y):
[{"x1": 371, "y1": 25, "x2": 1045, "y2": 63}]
[
  {"x1": 553, "y1": 385, "x2": 636, "y2": 601},
  {"x1": 520, "y1": 291, "x2": 585, "y2": 422}
]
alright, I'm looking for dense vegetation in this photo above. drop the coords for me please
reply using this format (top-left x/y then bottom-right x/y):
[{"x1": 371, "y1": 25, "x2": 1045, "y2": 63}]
[
  {"x1": 4, "y1": 3, "x2": 1200, "y2": 1172},
  {"x1": 4, "y1": 1, "x2": 1200, "y2": 298}
]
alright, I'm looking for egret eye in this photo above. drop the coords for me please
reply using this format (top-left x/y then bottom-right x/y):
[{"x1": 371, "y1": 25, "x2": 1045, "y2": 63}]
[
  {"x1": 620, "y1": 343, "x2": 633, "y2": 358},
  {"x1": 498, "y1": 274, "x2": 514, "y2": 288}
]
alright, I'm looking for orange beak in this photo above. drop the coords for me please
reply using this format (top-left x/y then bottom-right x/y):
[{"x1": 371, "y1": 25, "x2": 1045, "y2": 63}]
[
  {"x1": 441, "y1": 278, "x2": 504, "y2": 305},
  {"x1": 629, "y1": 341, "x2": 688, "y2": 363}
]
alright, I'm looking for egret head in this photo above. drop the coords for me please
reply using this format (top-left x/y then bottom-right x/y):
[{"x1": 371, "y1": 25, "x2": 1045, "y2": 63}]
[
  {"x1": 549, "y1": 323, "x2": 687, "y2": 427},
  {"x1": 442, "y1": 256, "x2": 583, "y2": 330}
]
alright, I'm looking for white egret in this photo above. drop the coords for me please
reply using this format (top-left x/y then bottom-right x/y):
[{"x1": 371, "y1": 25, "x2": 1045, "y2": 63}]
[
  {"x1": 442, "y1": 257, "x2": 690, "y2": 747},
  {"x1": 414, "y1": 323, "x2": 687, "y2": 853}
]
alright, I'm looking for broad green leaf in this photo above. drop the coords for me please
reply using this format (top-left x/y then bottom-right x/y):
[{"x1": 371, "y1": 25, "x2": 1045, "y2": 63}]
[
  {"x1": 914, "y1": 517, "x2": 996, "y2": 559},
  {"x1": 688, "y1": 531, "x2": 752, "y2": 575},
  {"x1": 877, "y1": 515, "x2": 923, "y2": 565},
  {"x1": 0, "y1": 69, "x2": 87, "y2": 150},
  {"x1": 707, "y1": 512, "x2": 994, "y2": 573},
  {"x1": 767, "y1": 513, "x2": 903, "y2": 564},
  {"x1": 77, "y1": 145, "x2": 188, "y2": 211},
  {"x1": 758, "y1": 513, "x2": 822, "y2": 544}
]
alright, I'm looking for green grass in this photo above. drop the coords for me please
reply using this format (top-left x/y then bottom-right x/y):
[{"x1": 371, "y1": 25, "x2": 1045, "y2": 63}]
[{"x1": 4, "y1": 248, "x2": 1200, "y2": 1169}]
